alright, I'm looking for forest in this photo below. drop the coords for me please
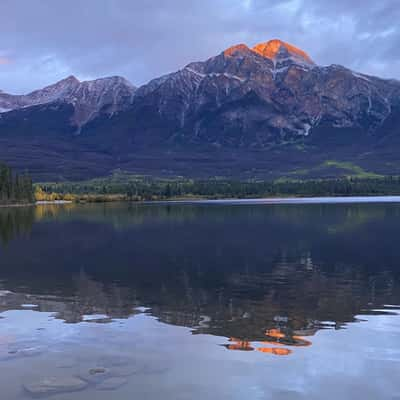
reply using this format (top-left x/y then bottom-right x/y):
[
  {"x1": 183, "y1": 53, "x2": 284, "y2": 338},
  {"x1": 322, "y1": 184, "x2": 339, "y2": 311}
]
[
  {"x1": 36, "y1": 172, "x2": 400, "y2": 202},
  {"x1": 4, "y1": 163, "x2": 400, "y2": 204},
  {"x1": 0, "y1": 163, "x2": 34, "y2": 205}
]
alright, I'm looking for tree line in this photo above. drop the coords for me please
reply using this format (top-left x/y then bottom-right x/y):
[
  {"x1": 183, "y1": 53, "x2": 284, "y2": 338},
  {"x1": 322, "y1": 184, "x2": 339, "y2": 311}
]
[
  {"x1": 0, "y1": 163, "x2": 34, "y2": 204},
  {"x1": 37, "y1": 175, "x2": 400, "y2": 202}
]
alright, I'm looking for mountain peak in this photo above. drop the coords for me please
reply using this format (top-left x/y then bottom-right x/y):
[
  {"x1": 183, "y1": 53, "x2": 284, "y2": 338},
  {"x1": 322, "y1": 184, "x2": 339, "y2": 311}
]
[
  {"x1": 252, "y1": 39, "x2": 315, "y2": 65},
  {"x1": 86, "y1": 75, "x2": 136, "y2": 89},
  {"x1": 222, "y1": 39, "x2": 315, "y2": 67},
  {"x1": 63, "y1": 75, "x2": 80, "y2": 83},
  {"x1": 223, "y1": 44, "x2": 251, "y2": 57}
]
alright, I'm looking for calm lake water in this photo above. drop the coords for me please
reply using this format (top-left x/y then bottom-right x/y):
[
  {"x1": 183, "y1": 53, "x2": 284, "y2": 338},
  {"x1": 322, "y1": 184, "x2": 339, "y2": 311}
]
[{"x1": 0, "y1": 201, "x2": 399, "y2": 399}]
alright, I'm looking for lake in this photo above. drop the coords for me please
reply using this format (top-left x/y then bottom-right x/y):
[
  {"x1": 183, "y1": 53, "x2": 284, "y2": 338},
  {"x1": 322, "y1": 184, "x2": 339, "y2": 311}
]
[{"x1": 0, "y1": 201, "x2": 399, "y2": 399}]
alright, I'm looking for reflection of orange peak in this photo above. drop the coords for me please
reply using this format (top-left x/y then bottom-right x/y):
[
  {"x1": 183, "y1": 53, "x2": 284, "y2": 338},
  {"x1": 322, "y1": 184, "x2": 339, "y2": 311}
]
[
  {"x1": 292, "y1": 336, "x2": 312, "y2": 347},
  {"x1": 265, "y1": 328, "x2": 285, "y2": 339},
  {"x1": 227, "y1": 344, "x2": 254, "y2": 351},
  {"x1": 258, "y1": 347, "x2": 292, "y2": 356},
  {"x1": 227, "y1": 338, "x2": 254, "y2": 351}
]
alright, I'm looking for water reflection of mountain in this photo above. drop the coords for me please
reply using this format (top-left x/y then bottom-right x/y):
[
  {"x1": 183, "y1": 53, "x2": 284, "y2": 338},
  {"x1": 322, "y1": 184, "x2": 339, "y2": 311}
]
[
  {"x1": 0, "y1": 271, "x2": 138, "y2": 324},
  {"x1": 1, "y1": 202, "x2": 400, "y2": 352},
  {"x1": 0, "y1": 255, "x2": 398, "y2": 348}
]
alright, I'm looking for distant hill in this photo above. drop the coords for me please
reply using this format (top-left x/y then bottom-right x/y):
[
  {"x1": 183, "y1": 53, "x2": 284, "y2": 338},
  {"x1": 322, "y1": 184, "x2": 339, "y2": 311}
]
[{"x1": 1, "y1": 39, "x2": 400, "y2": 181}]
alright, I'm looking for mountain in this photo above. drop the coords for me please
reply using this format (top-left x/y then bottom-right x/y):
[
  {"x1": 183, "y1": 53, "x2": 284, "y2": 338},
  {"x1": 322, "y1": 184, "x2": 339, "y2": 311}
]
[
  {"x1": 0, "y1": 75, "x2": 136, "y2": 127},
  {"x1": 124, "y1": 39, "x2": 398, "y2": 147},
  {"x1": 1, "y1": 39, "x2": 400, "y2": 181}
]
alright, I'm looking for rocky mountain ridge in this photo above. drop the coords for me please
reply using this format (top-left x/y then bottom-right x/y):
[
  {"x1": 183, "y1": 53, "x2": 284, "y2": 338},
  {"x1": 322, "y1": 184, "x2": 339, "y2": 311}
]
[
  {"x1": 1, "y1": 39, "x2": 400, "y2": 180},
  {"x1": 0, "y1": 75, "x2": 136, "y2": 127},
  {"x1": 126, "y1": 39, "x2": 399, "y2": 147}
]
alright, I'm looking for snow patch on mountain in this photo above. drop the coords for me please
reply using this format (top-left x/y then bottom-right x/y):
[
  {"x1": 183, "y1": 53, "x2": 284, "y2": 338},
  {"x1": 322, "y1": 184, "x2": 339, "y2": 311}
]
[
  {"x1": 352, "y1": 72, "x2": 371, "y2": 82},
  {"x1": 184, "y1": 67, "x2": 246, "y2": 82}
]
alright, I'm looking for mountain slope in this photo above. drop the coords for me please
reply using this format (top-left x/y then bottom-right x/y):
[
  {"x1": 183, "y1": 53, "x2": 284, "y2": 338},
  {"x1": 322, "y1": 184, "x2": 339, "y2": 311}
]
[
  {"x1": 0, "y1": 75, "x2": 136, "y2": 128},
  {"x1": 1, "y1": 39, "x2": 400, "y2": 181}
]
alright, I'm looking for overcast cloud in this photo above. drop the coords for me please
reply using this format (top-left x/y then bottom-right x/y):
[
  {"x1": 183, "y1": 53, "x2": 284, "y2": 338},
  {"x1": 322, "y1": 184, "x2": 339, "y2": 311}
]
[{"x1": 1, "y1": 0, "x2": 399, "y2": 93}]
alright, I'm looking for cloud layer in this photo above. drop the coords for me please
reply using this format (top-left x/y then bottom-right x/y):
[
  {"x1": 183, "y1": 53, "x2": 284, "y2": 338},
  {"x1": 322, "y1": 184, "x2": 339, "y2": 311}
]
[{"x1": 1, "y1": 0, "x2": 399, "y2": 93}]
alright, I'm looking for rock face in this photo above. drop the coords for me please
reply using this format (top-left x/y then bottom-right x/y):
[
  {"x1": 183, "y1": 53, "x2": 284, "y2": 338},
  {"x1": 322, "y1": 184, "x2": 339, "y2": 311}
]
[
  {"x1": 1, "y1": 39, "x2": 400, "y2": 180},
  {"x1": 126, "y1": 39, "x2": 399, "y2": 147},
  {"x1": 0, "y1": 75, "x2": 136, "y2": 128}
]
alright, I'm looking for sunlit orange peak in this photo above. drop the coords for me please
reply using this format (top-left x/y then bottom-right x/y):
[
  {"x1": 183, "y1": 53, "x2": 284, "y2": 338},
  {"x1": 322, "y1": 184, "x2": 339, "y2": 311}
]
[
  {"x1": 223, "y1": 44, "x2": 250, "y2": 57},
  {"x1": 252, "y1": 39, "x2": 314, "y2": 64}
]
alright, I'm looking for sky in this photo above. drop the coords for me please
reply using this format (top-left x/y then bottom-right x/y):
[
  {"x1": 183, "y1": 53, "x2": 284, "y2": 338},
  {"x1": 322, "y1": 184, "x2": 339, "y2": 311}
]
[{"x1": 1, "y1": 0, "x2": 399, "y2": 94}]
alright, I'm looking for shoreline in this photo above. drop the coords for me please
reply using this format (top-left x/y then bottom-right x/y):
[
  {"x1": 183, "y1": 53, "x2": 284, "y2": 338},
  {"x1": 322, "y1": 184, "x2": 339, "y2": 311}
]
[
  {"x1": 0, "y1": 202, "x2": 35, "y2": 208},
  {"x1": 2, "y1": 195, "x2": 400, "y2": 208},
  {"x1": 35, "y1": 200, "x2": 73, "y2": 205},
  {"x1": 155, "y1": 195, "x2": 400, "y2": 205},
  {"x1": 0, "y1": 200, "x2": 72, "y2": 208}
]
